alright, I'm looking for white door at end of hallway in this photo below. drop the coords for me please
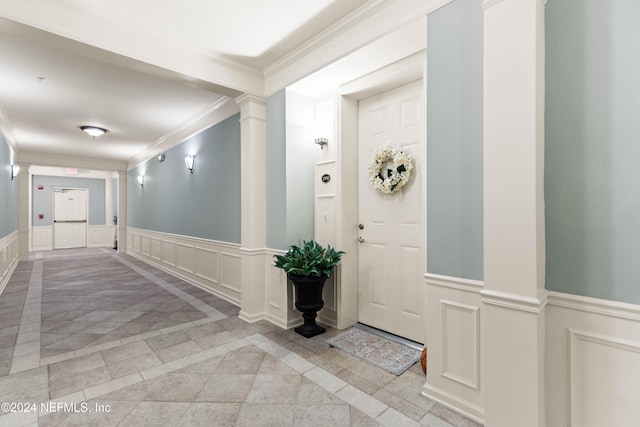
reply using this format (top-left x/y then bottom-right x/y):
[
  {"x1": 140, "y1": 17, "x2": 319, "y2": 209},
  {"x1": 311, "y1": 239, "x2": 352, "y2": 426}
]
[
  {"x1": 54, "y1": 188, "x2": 88, "y2": 249},
  {"x1": 357, "y1": 80, "x2": 425, "y2": 344}
]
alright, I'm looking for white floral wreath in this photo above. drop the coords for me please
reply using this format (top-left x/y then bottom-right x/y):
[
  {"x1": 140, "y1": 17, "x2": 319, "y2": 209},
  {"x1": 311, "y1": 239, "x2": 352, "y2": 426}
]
[{"x1": 368, "y1": 144, "x2": 414, "y2": 194}]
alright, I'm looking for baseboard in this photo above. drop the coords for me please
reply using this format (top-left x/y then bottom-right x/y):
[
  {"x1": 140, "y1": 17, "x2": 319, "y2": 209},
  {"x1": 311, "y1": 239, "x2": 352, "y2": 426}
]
[{"x1": 421, "y1": 382, "x2": 484, "y2": 425}]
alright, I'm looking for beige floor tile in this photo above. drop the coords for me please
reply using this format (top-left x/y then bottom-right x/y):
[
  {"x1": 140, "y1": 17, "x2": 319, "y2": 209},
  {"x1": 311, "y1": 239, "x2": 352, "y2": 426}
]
[
  {"x1": 117, "y1": 401, "x2": 190, "y2": 427},
  {"x1": 245, "y1": 374, "x2": 301, "y2": 404},
  {"x1": 234, "y1": 403, "x2": 295, "y2": 427},
  {"x1": 196, "y1": 374, "x2": 256, "y2": 403},
  {"x1": 177, "y1": 402, "x2": 241, "y2": 427},
  {"x1": 292, "y1": 403, "x2": 351, "y2": 426},
  {"x1": 142, "y1": 372, "x2": 210, "y2": 402},
  {"x1": 215, "y1": 351, "x2": 265, "y2": 375}
]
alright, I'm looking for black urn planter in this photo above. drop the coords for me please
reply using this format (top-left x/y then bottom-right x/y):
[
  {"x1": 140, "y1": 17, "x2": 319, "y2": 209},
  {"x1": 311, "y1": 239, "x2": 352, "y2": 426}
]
[{"x1": 289, "y1": 274, "x2": 327, "y2": 338}]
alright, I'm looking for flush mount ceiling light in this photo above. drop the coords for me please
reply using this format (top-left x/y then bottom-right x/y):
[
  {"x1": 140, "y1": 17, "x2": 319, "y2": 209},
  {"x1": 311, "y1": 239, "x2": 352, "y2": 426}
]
[{"x1": 79, "y1": 125, "x2": 108, "y2": 138}]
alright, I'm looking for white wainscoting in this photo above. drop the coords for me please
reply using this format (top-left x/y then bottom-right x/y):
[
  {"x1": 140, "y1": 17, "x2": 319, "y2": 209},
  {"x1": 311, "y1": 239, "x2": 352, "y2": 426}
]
[
  {"x1": 264, "y1": 248, "x2": 300, "y2": 329},
  {"x1": 31, "y1": 226, "x2": 53, "y2": 251},
  {"x1": 314, "y1": 159, "x2": 338, "y2": 329},
  {"x1": 546, "y1": 292, "x2": 640, "y2": 427},
  {"x1": 423, "y1": 273, "x2": 484, "y2": 424},
  {"x1": 0, "y1": 231, "x2": 19, "y2": 295},
  {"x1": 127, "y1": 227, "x2": 242, "y2": 307},
  {"x1": 30, "y1": 225, "x2": 115, "y2": 251},
  {"x1": 88, "y1": 225, "x2": 116, "y2": 248}
]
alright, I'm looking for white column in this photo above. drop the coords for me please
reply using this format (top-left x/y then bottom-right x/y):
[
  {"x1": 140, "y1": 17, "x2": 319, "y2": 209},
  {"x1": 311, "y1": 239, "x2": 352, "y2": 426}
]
[
  {"x1": 236, "y1": 93, "x2": 267, "y2": 322},
  {"x1": 16, "y1": 163, "x2": 30, "y2": 260},
  {"x1": 482, "y1": 0, "x2": 547, "y2": 426},
  {"x1": 116, "y1": 171, "x2": 127, "y2": 254}
]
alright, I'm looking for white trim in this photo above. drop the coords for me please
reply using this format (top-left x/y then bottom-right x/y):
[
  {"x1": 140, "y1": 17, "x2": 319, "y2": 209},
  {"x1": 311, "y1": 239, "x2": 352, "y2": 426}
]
[
  {"x1": 568, "y1": 329, "x2": 640, "y2": 426},
  {"x1": 481, "y1": 0, "x2": 505, "y2": 10},
  {"x1": 441, "y1": 300, "x2": 480, "y2": 390},
  {"x1": 17, "y1": 151, "x2": 127, "y2": 172},
  {"x1": 425, "y1": 273, "x2": 484, "y2": 293},
  {"x1": 265, "y1": 0, "x2": 451, "y2": 95},
  {"x1": 0, "y1": 231, "x2": 20, "y2": 296},
  {"x1": 0, "y1": 104, "x2": 18, "y2": 153},
  {"x1": 421, "y1": 382, "x2": 484, "y2": 425},
  {"x1": 127, "y1": 97, "x2": 239, "y2": 169},
  {"x1": 480, "y1": 288, "x2": 549, "y2": 314},
  {"x1": 548, "y1": 291, "x2": 640, "y2": 322},
  {"x1": 127, "y1": 227, "x2": 242, "y2": 307}
]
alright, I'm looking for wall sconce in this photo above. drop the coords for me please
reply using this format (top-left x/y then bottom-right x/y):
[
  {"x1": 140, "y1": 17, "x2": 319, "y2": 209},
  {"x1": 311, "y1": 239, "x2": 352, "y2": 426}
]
[
  {"x1": 137, "y1": 175, "x2": 144, "y2": 188},
  {"x1": 155, "y1": 153, "x2": 165, "y2": 162},
  {"x1": 10, "y1": 164, "x2": 19, "y2": 181},
  {"x1": 184, "y1": 154, "x2": 195, "y2": 173},
  {"x1": 315, "y1": 138, "x2": 328, "y2": 150}
]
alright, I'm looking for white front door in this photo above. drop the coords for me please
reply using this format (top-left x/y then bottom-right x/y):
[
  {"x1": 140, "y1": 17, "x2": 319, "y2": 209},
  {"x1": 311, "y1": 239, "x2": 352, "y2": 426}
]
[
  {"x1": 54, "y1": 188, "x2": 88, "y2": 249},
  {"x1": 357, "y1": 80, "x2": 425, "y2": 343}
]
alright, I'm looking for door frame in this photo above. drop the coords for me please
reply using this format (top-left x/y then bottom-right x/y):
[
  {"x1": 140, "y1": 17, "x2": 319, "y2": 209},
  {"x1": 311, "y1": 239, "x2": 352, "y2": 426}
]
[
  {"x1": 52, "y1": 186, "x2": 89, "y2": 249},
  {"x1": 334, "y1": 51, "x2": 427, "y2": 330}
]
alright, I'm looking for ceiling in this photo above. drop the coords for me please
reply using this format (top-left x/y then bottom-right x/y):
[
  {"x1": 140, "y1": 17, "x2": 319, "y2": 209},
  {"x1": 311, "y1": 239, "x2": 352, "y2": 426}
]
[{"x1": 0, "y1": 0, "x2": 371, "y2": 169}]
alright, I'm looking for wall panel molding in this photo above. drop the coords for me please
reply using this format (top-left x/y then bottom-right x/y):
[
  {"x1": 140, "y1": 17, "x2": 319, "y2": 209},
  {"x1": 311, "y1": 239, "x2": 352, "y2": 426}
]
[
  {"x1": 0, "y1": 231, "x2": 19, "y2": 296},
  {"x1": 423, "y1": 274, "x2": 484, "y2": 424},
  {"x1": 549, "y1": 291, "x2": 640, "y2": 322},
  {"x1": 31, "y1": 225, "x2": 114, "y2": 251},
  {"x1": 546, "y1": 291, "x2": 640, "y2": 426},
  {"x1": 127, "y1": 227, "x2": 241, "y2": 306},
  {"x1": 569, "y1": 329, "x2": 640, "y2": 426},
  {"x1": 441, "y1": 300, "x2": 480, "y2": 389}
]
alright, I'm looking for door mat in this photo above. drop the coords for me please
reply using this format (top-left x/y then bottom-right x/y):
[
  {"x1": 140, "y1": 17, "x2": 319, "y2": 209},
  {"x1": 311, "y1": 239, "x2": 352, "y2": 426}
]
[{"x1": 326, "y1": 327, "x2": 421, "y2": 375}]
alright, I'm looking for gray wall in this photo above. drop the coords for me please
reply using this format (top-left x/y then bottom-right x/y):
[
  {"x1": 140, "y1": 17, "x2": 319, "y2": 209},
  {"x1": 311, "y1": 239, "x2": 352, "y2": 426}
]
[
  {"x1": 32, "y1": 176, "x2": 106, "y2": 226},
  {"x1": 265, "y1": 90, "x2": 315, "y2": 250},
  {"x1": 266, "y1": 90, "x2": 288, "y2": 249},
  {"x1": 285, "y1": 90, "x2": 315, "y2": 246},
  {"x1": 128, "y1": 114, "x2": 241, "y2": 243},
  {"x1": 426, "y1": 0, "x2": 484, "y2": 280},
  {"x1": 545, "y1": 0, "x2": 640, "y2": 304},
  {"x1": 112, "y1": 178, "x2": 117, "y2": 225},
  {"x1": 0, "y1": 134, "x2": 18, "y2": 239}
]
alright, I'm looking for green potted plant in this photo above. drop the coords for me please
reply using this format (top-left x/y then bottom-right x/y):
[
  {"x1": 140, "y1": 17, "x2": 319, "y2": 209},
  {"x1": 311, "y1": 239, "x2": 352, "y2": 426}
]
[{"x1": 274, "y1": 240, "x2": 345, "y2": 338}]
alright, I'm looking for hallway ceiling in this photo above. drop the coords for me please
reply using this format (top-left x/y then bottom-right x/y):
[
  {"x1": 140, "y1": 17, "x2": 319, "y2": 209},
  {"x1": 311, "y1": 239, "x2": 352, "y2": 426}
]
[{"x1": 0, "y1": 0, "x2": 369, "y2": 167}]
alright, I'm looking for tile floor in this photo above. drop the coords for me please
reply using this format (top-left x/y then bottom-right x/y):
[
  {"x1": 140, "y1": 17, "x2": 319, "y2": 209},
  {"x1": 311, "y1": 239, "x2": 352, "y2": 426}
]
[{"x1": 0, "y1": 248, "x2": 480, "y2": 426}]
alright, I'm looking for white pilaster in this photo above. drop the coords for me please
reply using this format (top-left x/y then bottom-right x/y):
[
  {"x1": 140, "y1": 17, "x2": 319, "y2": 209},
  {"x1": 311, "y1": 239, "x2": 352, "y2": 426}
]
[
  {"x1": 482, "y1": 0, "x2": 547, "y2": 426},
  {"x1": 236, "y1": 94, "x2": 268, "y2": 322},
  {"x1": 116, "y1": 171, "x2": 127, "y2": 254},
  {"x1": 16, "y1": 163, "x2": 30, "y2": 260}
]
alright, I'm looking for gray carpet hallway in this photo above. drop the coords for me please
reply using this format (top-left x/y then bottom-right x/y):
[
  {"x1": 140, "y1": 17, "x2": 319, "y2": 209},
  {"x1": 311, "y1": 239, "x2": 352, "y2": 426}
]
[{"x1": 0, "y1": 248, "x2": 479, "y2": 427}]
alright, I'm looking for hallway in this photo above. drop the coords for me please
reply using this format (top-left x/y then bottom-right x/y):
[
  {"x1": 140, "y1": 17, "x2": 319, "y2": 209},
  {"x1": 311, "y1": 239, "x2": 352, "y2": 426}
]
[{"x1": 0, "y1": 249, "x2": 479, "y2": 426}]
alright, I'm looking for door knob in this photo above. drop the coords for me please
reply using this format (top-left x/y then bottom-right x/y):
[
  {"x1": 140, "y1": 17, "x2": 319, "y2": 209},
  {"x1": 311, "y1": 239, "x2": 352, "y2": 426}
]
[
  {"x1": 358, "y1": 223, "x2": 364, "y2": 230},
  {"x1": 358, "y1": 236, "x2": 365, "y2": 243}
]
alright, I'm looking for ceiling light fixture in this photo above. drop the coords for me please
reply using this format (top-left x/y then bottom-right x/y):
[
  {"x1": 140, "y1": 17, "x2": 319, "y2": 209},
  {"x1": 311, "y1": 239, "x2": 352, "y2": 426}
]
[{"x1": 80, "y1": 125, "x2": 108, "y2": 138}]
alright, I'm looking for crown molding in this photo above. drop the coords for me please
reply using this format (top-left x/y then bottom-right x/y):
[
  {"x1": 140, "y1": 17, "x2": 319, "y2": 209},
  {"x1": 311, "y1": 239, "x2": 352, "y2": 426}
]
[
  {"x1": 16, "y1": 151, "x2": 127, "y2": 172},
  {"x1": 127, "y1": 96, "x2": 240, "y2": 170},
  {"x1": 263, "y1": 0, "x2": 453, "y2": 96},
  {"x1": 0, "y1": 104, "x2": 18, "y2": 153},
  {"x1": 265, "y1": 0, "x2": 394, "y2": 78}
]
